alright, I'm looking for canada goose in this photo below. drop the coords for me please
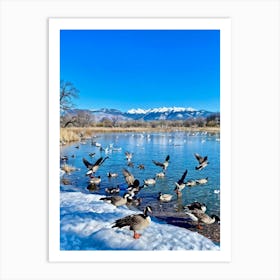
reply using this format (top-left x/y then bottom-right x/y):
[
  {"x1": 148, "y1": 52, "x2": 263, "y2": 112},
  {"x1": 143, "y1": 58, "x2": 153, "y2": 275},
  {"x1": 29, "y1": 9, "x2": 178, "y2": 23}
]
[
  {"x1": 195, "y1": 177, "x2": 208, "y2": 185},
  {"x1": 156, "y1": 171, "x2": 165, "y2": 178},
  {"x1": 89, "y1": 176, "x2": 101, "y2": 185},
  {"x1": 144, "y1": 178, "x2": 156, "y2": 186},
  {"x1": 158, "y1": 192, "x2": 173, "y2": 202},
  {"x1": 126, "y1": 196, "x2": 142, "y2": 207},
  {"x1": 137, "y1": 164, "x2": 145, "y2": 170},
  {"x1": 184, "y1": 201, "x2": 207, "y2": 213},
  {"x1": 127, "y1": 161, "x2": 134, "y2": 168},
  {"x1": 127, "y1": 179, "x2": 144, "y2": 196},
  {"x1": 174, "y1": 169, "x2": 188, "y2": 194},
  {"x1": 122, "y1": 168, "x2": 135, "y2": 186},
  {"x1": 125, "y1": 151, "x2": 133, "y2": 162},
  {"x1": 186, "y1": 180, "x2": 197, "y2": 187},
  {"x1": 185, "y1": 209, "x2": 220, "y2": 229},
  {"x1": 194, "y1": 153, "x2": 209, "y2": 170},
  {"x1": 105, "y1": 186, "x2": 120, "y2": 194},
  {"x1": 82, "y1": 156, "x2": 109, "y2": 176},
  {"x1": 107, "y1": 172, "x2": 118, "y2": 178},
  {"x1": 60, "y1": 155, "x2": 68, "y2": 162},
  {"x1": 152, "y1": 155, "x2": 170, "y2": 170},
  {"x1": 112, "y1": 206, "x2": 152, "y2": 239},
  {"x1": 100, "y1": 193, "x2": 130, "y2": 207},
  {"x1": 89, "y1": 152, "x2": 96, "y2": 158}
]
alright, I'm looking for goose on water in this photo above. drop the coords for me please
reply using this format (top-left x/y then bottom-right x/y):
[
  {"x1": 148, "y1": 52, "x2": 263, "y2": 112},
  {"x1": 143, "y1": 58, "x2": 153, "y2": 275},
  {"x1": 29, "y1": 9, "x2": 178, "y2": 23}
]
[
  {"x1": 105, "y1": 186, "x2": 120, "y2": 194},
  {"x1": 184, "y1": 201, "x2": 207, "y2": 213},
  {"x1": 195, "y1": 177, "x2": 208, "y2": 185},
  {"x1": 144, "y1": 178, "x2": 156, "y2": 186},
  {"x1": 157, "y1": 192, "x2": 173, "y2": 202},
  {"x1": 112, "y1": 206, "x2": 153, "y2": 239},
  {"x1": 107, "y1": 172, "x2": 118, "y2": 178},
  {"x1": 89, "y1": 176, "x2": 101, "y2": 185},
  {"x1": 125, "y1": 151, "x2": 133, "y2": 162}
]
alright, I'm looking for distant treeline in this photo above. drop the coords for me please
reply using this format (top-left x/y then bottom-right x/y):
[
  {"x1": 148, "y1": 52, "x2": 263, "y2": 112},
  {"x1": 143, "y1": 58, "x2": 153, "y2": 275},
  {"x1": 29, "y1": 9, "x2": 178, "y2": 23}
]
[{"x1": 60, "y1": 112, "x2": 220, "y2": 129}]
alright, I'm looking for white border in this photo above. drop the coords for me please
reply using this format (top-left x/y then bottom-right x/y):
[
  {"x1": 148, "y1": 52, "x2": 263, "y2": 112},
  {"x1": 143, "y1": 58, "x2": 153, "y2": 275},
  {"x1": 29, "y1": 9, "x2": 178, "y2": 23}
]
[{"x1": 49, "y1": 18, "x2": 231, "y2": 262}]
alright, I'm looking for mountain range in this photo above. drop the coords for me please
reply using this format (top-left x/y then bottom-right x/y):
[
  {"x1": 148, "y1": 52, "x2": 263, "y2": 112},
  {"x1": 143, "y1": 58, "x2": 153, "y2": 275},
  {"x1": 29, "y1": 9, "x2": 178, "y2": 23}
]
[{"x1": 67, "y1": 107, "x2": 218, "y2": 122}]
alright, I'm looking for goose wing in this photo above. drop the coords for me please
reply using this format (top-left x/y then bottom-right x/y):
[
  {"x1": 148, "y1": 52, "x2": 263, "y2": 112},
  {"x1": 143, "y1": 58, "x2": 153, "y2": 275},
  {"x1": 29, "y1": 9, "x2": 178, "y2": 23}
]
[
  {"x1": 165, "y1": 155, "x2": 170, "y2": 162},
  {"x1": 82, "y1": 158, "x2": 93, "y2": 169},
  {"x1": 94, "y1": 157, "x2": 103, "y2": 166},
  {"x1": 177, "y1": 169, "x2": 188, "y2": 184},
  {"x1": 152, "y1": 160, "x2": 164, "y2": 168},
  {"x1": 194, "y1": 153, "x2": 207, "y2": 164}
]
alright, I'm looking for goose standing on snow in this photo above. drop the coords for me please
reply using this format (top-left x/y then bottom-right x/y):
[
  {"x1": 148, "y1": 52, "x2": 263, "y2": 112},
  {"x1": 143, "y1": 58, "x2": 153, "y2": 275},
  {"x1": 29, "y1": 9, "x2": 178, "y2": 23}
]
[
  {"x1": 100, "y1": 193, "x2": 130, "y2": 207},
  {"x1": 194, "y1": 153, "x2": 209, "y2": 170},
  {"x1": 152, "y1": 155, "x2": 170, "y2": 171},
  {"x1": 174, "y1": 169, "x2": 188, "y2": 195},
  {"x1": 82, "y1": 156, "x2": 109, "y2": 177},
  {"x1": 112, "y1": 206, "x2": 153, "y2": 239},
  {"x1": 185, "y1": 209, "x2": 220, "y2": 229}
]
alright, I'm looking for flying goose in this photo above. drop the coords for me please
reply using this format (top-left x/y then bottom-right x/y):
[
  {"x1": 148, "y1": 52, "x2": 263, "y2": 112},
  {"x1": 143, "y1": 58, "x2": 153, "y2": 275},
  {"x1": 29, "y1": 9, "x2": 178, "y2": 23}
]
[
  {"x1": 174, "y1": 169, "x2": 188, "y2": 194},
  {"x1": 157, "y1": 192, "x2": 173, "y2": 202},
  {"x1": 186, "y1": 180, "x2": 197, "y2": 187},
  {"x1": 184, "y1": 201, "x2": 207, "y2": 213},
  {"x1": 194, "y1": 153, "x2": 209, "y2": 170},
  {"x1": 82, "y1": 156, "x2": 109, "y2": 176},
  {"x1": 100, "y1": 193, "x2": 130, "y2": 207},
  {"x1": 122, "y1": 168, "x2": 135, "y2": 186},
  {"x1": 125, "y1": 151, "x2": 133, "y2": 162},
  {"x1": 185, "y1": 209, "x2": 220, "y2": 229},
  {"x1": 112, "y1": 206, "x2": 152, "y2": 239},
  {"x1": 152, "y1": 155, "x2": 170, "y2": 170}
]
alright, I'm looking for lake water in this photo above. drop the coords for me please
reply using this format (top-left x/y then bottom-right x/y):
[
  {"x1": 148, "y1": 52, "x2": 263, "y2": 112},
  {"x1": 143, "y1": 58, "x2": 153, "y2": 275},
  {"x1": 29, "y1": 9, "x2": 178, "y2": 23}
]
[{"x1": 60, "y1": 131, "x2": 220, "y2": 217}]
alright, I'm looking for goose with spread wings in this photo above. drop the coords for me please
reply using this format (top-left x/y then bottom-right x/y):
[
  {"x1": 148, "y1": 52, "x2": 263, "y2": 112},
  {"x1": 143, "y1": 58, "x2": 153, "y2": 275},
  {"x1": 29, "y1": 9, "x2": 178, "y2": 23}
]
[
  {"x1": 82, "y1": 156, "x2": 109, "y2": 176},
  {"x1": 194, "y1": 153, "x2": 209, "y2": 170},
  {"x1": 152, "y1": 155, "x2": 170, "y2": 171},
  {"x1": 174, "y1": 169, "x2": 188, "y2": 195}
]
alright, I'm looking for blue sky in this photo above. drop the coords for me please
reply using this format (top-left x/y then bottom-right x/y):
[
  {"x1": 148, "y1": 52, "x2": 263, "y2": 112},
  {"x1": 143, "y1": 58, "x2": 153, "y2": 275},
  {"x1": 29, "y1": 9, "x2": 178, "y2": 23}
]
[{"x1": 60, "y1": 30, "x2": 220, "y2": 112}]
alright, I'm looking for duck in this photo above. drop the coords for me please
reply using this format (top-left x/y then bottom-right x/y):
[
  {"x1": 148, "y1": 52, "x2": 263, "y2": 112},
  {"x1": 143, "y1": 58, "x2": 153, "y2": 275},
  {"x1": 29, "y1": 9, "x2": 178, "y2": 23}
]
[
  {"x1": 125, "y1": 151, "x2": 133, "y2": 162},
  {"x1": 157, "y1": 192, "x2": 173, "y2": 202},
  {"x1": 89, "y1": 176, "x2": 101, "y2": 185},
  {"x1": 112, "y1": 206, "x2": 152, "y2": 239},
  {"x1": 105, "y1": 186, "x2": 120, "y2": 194},
  {"x1": 122, "y1": 168, "x2": 135, "y2": 186},
  {"x1": 82, "y1": 156, "x2": 109, "y2": 176},
  {"x1": 185, "y1": 209, "x2": 220, "y2": 229},
  {"x1": 195, "y1": 177, "x2": 208, "y2": 184},
  {"x1": 107, "y1": 172, "x2": 118, "y2": 178},
  {"x1": 144, "y1": 178, "x2": 156, "y2": 186},
  {"x1": 194, "y1": 153, "x2": 209, "y2": 170},
  {"x1": 184, "y1": 201, "x2": 207, "y2": 213},
  {"x1": 174, "y1": 169, "x2": 188, "y2": 195},
  {"x1": 186, "y1": 180, "x2": 197, "y2": 187},
  {"x1": 152, "y1": 155, "x2": 170, "y2": 171},
  {"x1": 137, "y1": 164, "x2": 145, "y2": 170},
  {"x1": 156, "y1": 171, "x2": 165, "y2": 178},
  {"x1": 100, "y1": 193, "x2": 130, "y2": 207}
]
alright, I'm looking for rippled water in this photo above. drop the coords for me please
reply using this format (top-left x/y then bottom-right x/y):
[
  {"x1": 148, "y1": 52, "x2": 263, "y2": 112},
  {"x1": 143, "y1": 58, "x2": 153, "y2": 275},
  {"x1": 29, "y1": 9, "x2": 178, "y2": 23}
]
[{"x1": 60, "y1": 131, "x2": 220, "y2": 216}]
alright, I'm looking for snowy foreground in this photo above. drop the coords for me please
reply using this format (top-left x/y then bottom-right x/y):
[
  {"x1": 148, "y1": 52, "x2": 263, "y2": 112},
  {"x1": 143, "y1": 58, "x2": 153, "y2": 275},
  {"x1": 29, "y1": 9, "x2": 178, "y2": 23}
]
[{"x1": 60, "y1": 191, "x2": 219, "y2": 251}]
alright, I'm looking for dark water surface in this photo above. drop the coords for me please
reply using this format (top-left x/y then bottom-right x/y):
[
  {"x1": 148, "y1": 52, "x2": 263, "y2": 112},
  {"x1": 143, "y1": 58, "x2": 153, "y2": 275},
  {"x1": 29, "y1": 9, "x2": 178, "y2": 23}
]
[{"x1": 60, "y1": 131, "x2": 220, "y2": 219}]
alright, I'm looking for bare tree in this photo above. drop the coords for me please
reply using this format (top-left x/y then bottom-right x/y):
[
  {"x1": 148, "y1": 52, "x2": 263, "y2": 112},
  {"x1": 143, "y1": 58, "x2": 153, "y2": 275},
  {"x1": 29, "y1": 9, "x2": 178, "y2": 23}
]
[{"x1": 60, "y1": 80, "x2": 79, "y2": 113}]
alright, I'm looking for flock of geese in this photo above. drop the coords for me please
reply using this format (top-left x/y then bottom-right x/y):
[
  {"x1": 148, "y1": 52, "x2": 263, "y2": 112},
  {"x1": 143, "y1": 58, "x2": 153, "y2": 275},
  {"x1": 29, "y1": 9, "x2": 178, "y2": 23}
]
[{"x1": 65, "y1": 144, "x2": 220, "y2": 240}]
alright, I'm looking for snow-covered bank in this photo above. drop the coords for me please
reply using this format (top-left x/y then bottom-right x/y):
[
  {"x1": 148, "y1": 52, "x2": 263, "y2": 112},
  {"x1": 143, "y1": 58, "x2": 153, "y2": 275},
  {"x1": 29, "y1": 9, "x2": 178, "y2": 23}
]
[{"x1": 60, "y1": 191, "x2": 219, "y2": 251}]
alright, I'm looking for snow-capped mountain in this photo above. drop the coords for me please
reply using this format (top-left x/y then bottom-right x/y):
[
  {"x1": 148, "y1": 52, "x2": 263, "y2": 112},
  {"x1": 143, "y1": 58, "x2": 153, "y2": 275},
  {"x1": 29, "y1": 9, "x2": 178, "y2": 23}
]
[{"x1": 66, "y1": 107, "x2": 217, "y2": 122}]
